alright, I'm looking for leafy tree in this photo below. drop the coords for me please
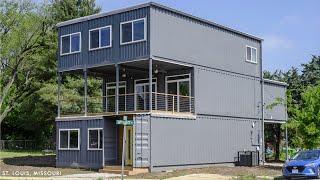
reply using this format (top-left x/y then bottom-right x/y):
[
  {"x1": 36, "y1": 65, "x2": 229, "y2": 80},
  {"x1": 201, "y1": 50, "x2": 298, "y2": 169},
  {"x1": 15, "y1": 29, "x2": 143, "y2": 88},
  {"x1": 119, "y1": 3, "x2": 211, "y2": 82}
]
[
  {"x1": 290, "y1": 85, "x2": 320, "y2": 149},
  {"x1": 0, "y1": 0, "x2": 51, "y2": 124}
]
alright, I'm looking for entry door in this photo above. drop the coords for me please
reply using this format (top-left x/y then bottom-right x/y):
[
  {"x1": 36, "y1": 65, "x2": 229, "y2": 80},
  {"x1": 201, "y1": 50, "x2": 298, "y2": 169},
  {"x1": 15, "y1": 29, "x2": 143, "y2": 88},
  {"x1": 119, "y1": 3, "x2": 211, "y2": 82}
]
[{"x1": 125, "y1": 126, "x2": 133, "y2": 165}]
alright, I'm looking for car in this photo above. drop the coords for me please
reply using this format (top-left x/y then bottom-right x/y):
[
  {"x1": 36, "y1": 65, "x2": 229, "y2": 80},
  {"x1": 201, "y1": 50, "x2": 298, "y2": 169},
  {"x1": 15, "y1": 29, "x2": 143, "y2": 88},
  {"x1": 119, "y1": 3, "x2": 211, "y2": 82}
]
[{"x1": 282, "y1": 150, "x2": 320, "y2": 179}]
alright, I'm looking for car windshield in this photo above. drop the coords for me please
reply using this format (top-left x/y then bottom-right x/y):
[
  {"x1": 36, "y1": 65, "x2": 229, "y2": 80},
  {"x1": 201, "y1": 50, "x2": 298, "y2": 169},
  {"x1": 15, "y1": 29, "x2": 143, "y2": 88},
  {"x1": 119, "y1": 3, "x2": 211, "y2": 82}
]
[{"x1": 292, "y1": 151, "x2": 320, "y2": 160}]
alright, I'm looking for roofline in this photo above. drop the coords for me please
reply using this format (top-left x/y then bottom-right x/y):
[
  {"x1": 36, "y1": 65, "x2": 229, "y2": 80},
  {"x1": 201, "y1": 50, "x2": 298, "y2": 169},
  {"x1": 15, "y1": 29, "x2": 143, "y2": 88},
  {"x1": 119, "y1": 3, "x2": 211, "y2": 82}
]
[
  {"x1": 56, "y1": 2, "x2": 263, "y2": 42},
  {"x1": 263, "y1": 79, "x2": 288, "y2": 87}
]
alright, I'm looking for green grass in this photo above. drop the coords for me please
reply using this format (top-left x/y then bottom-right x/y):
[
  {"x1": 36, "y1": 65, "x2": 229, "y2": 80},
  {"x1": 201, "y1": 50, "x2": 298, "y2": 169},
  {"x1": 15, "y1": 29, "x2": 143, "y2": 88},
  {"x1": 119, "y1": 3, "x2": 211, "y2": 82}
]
[{"x1": 0, "y1": 150, "x2": 45, "y2": 160}]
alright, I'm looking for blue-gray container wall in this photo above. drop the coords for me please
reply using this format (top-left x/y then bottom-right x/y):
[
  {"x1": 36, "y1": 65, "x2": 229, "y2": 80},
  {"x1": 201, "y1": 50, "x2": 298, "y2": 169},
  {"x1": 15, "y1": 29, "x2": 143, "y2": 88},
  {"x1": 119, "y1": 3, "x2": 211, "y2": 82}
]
[
  {"x1": 149, "y1": 115, "x2": 261, "y2": 169},
  {"x1": 56, "y1": 119, "x2": 104, "y2": 169},
  {"x1": 264, "y1": 82, "x2": 287, "y2": 121},
  {"x1": 58, "y1": 7, "x2": 150, "y2": 71}
]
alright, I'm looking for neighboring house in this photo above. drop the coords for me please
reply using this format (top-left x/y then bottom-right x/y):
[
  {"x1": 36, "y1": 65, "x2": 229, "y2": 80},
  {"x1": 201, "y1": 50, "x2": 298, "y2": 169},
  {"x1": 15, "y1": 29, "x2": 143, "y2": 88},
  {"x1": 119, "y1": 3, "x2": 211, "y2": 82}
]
[{"x1": 55, "y1": 2, "x2": 287, "y2": 173}]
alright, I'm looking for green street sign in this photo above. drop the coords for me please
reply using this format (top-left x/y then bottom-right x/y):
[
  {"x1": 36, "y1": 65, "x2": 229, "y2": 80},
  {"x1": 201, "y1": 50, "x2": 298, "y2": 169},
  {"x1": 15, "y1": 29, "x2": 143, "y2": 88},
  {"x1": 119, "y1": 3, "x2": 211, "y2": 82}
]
[{"x1": 116, "y1": 120, "x2": 134, "y2": 126}]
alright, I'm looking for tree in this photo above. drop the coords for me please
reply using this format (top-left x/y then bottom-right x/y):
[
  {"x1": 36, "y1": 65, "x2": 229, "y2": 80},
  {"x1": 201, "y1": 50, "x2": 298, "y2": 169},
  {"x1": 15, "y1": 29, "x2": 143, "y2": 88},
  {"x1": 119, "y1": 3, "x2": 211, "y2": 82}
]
[
  {"x1": 0, "y1": 0, "x2": 51, "y2": 124},
  {"x1": 290, "y1": 85, "x2": 320, "y2": 149}
]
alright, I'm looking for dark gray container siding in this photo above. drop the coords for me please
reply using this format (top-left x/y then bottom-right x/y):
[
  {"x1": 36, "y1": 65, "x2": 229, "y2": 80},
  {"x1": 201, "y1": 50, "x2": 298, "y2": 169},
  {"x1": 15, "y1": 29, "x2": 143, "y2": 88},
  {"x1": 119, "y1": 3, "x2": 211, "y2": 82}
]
[
  {"x1": 58, "y1": 7, "x2": 150, "y2": 72},
  {"x1": 150, "y1": 5, "x2": 261, "y2": 78},
  {"x1": 149, "y1": 115, "x2": 261, "y2": 170},
  {"x1": 264, "y1": 82, "x2": 287, "y2": 122},
  {"x1": 56, "y1": 119, "x2": 104, "y2": 169}
]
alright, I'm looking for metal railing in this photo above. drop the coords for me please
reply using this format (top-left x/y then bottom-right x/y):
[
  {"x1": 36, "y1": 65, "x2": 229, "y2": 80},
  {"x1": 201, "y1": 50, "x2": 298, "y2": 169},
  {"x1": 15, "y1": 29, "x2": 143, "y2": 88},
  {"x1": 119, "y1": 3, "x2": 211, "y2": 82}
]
[{"x1": 60, "y1": 92, "x2": 194, "y2": 116}]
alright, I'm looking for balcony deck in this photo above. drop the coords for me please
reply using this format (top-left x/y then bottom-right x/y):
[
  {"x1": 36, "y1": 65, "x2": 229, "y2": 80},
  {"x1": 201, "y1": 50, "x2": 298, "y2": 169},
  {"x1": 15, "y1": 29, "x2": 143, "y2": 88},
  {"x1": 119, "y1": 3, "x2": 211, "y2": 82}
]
[{"x1": 59, "y1": 92, "x2": 194, "y2": 117}]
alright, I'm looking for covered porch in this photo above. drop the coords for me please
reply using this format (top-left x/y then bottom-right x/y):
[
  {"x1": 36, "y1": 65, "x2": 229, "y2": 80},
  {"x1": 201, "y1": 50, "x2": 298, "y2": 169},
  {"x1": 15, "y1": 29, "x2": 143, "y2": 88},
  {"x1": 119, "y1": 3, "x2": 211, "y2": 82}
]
[{"x1": 57, "y1": 58, "x2": 195, "y2": 117}]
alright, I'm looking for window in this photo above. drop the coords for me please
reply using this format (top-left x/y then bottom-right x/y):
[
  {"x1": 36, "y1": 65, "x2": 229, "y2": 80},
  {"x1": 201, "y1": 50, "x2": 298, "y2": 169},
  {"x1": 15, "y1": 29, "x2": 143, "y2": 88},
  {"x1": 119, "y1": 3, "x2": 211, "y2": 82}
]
[
  {"x1": 88, "y1": 128, "x2": 103, "y2": 150},
  {"x1": 59, "y1": 129, "x2": 80, "y2": 150},
  {"x1": 166, "y1": 74, "x2": 191, "y2": 112},
  {"x1": 246, "y1": 46, "x2": 257, "y2": 63},
  {"x1": 60, "y1": 32, "x2": 81, "y2": 55},
  {"x1": 106, "y1": 82, "x2": 126, "y2": 112},
  {"x1": 89, "y1": 26, "x2": 112, "y2": 50},
  {"x1": 121, "y1": 18, "x2": 146, "y2": 44},
  {"x1": 135, "y1": 78, "x2": 157, "y2": 111}
]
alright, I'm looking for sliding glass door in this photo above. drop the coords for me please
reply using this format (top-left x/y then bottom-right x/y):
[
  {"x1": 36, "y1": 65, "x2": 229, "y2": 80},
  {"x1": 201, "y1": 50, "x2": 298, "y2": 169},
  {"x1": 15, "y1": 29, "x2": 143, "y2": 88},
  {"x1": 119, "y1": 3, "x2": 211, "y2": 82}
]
[
  {"x1": 106, "y1": 82, "x2": 126, "y2": 112},
  {"x1": 135, "y1": 79, "x2": 157, "y2": 111},
  {"x1": 166, "y1": 74, "x2": 191, "y2": 112}
]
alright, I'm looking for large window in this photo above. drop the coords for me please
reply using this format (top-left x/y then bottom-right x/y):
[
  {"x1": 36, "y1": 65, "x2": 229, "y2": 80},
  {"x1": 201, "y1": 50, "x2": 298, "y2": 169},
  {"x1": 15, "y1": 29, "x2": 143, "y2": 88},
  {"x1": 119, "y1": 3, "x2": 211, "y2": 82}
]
[
  {"x1": 59, "y1": 129, "x2": 80, "y2": 150},
  {"x1": 89, "y1": 26, "x2": 112, "y2": 50},
  {"x1": 135, "y1": 78, "x2": 157, "y2": 111},
  {"x1": 120, "y1": 18, "x2": 146, "y2": 45},
  {"x1": 166, "y1": 74, "x2": 191, "y2": 112},
  {"x1": 61, "y1": 32, "x2": 81, "y2": 55},
  {"x1": 106, "y1": 82, "x2": 126, "y2": 112},
  {"x1": 246, "y1": 45, "x2": 257, "y2": 63},
  {"x1": 88, "y1": 128, "x2": 103, "y2": 150}
]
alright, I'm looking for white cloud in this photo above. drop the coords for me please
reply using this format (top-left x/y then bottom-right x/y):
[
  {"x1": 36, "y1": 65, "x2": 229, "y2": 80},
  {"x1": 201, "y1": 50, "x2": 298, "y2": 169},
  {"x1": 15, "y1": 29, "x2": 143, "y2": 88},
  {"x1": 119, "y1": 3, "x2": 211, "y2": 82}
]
[{"x1": 263, "y1": 35, "x2": 295, "y2": 49}]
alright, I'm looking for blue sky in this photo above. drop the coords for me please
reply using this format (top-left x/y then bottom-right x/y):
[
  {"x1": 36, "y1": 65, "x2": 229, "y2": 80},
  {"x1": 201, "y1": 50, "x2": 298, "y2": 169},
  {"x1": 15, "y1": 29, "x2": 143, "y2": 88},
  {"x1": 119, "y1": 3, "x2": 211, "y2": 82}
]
[{"x1": 93, "y1": 0, "x2": 320, "y2": 72}]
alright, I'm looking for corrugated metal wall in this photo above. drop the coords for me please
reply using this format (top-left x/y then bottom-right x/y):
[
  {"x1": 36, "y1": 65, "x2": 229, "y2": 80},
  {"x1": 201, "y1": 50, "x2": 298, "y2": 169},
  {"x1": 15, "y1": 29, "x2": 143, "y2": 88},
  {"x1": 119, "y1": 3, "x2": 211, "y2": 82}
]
[
  {"x1": 58, "y1": 7, "x2": 150, "y2": 71},
  {"x1": 133, "y1": 114, "x2": 151, "y2": 167},
  {"x1": 150, "y1": 115, "x2": 261, "y2": 168},
  {"x1": 150, "y1": 6, "x2": 261, "y2": 78},
  {"x1": 264, "y1": 82, "x2": 286, "y2": 121},
  {"x1": 56, "y1": 119, "x2": 104, "y2": 169},
  {"x1": 194, "y1": 66, "x2": 262, "y2": 119}
]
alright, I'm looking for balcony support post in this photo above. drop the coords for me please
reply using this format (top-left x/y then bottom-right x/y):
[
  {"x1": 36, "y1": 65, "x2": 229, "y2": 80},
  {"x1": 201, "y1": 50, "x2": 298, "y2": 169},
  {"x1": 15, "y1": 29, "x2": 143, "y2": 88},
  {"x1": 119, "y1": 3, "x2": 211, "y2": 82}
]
[
  {"x1": 116, "y1": 64, "x2": 119, "y2": 114},
  {"x1": 57, "y1": 72, "x2": 61, "y2": 117},
  {"x1": 84, "y1": 69, "x2": 88, "y2": 116},
  {"x1": 149, "y1": 59, "x2": 153, "y2": 111}
]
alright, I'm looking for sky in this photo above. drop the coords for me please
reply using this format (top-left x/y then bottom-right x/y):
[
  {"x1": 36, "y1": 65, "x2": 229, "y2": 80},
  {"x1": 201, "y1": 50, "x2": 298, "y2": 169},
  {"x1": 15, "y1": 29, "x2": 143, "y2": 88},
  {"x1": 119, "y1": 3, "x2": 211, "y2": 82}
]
[{"x1": 91, "y1": 0, "x2": 320, "y2": 72}]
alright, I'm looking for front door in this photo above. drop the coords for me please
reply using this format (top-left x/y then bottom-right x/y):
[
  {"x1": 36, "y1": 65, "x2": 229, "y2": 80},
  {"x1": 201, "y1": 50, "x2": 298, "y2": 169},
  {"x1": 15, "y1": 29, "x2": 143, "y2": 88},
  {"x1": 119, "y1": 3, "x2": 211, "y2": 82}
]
[{"x1": 125, "y1": 126, "x2": 133, "y2": 165}]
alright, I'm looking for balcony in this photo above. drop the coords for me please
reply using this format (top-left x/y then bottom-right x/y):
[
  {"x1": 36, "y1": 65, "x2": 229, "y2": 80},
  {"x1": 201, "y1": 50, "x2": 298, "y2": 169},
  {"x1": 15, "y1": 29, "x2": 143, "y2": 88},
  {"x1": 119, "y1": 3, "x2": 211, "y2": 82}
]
[
  {"x1": 60, "y1": 92, "x2": 194, "y2": 117},
  {"x1": 57, "y1": 58, "x2": 195, "y2": 118}
]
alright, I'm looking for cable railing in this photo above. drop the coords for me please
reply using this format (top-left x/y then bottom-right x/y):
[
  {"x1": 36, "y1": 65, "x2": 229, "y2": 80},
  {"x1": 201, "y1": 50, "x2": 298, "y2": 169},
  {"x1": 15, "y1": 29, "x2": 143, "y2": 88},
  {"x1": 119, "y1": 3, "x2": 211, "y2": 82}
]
[{"x1": 60, "y1": 92, "x2": 194, "y2": 116}]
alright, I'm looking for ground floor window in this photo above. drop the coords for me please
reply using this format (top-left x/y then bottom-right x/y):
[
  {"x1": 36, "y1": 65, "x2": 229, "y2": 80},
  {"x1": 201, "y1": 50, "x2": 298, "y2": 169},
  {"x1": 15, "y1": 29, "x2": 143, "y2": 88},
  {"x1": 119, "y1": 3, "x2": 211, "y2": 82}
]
[
  {"x1": 59, "y1": 129, "x2": 80, "y2": 150},
  {"x1": 88, "y1": 128, "x2": 103, "y2": 150}
]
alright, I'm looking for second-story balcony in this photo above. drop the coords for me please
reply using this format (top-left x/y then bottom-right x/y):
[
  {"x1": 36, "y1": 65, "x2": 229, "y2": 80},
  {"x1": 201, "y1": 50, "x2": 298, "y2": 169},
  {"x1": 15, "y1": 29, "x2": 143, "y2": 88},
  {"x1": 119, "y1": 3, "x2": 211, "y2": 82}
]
[
  {"x1": 60, "y1": 92, "x2": 194, "y2": 116},
  {"x1": 57, "y1": 58, "x2": 195, "y2": 117}
]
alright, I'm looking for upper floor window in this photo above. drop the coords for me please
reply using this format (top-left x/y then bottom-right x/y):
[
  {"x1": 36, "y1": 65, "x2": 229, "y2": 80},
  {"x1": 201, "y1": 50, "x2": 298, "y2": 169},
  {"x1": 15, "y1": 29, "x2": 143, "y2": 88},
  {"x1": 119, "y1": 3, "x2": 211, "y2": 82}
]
[
  {"x1": 61, "y1": 32, "x2": 81, "y2": 55},
  {"x1": 89, "y1": 26, "x2": 112, "y2": 50},
  {"x1": 246, "y1": 46, "x2": 257, "y2": 63},
  {"x1": 120, "y1": 18, "x2": 146, "y2": 45}
]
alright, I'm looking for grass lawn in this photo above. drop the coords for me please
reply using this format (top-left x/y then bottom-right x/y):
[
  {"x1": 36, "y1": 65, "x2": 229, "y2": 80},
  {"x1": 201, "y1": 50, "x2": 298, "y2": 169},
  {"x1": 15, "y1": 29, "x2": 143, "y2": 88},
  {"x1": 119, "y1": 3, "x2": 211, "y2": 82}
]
[{"x1": 0, "y1": 150, "x2": 46, "y2": 160}]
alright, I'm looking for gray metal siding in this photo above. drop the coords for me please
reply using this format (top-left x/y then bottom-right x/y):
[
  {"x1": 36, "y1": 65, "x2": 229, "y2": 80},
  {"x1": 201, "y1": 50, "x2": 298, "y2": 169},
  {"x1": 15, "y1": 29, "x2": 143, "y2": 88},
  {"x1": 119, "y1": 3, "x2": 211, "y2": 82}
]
[
  {"x1": 104, "y1": 118, "x2": 117, "y2": 165},
  {"x1": 150, "y1": 6, "x2": 261, "y2": 78},
  {"x1": 56, "y1": 119, "x2": 103, "y2": 169},
  {"x1": 133, "y1": 114, "x2": 151, "y2": 168},
  {"x1": 150, "y1": 115, "x2": 261, "y2": 167},
  {"x1": 59, "y1": 23, "x2": 84, "y2": 71},
  {"x1": 58, "y1": 7, "x2": 150, "y2": 71},
  {"x1": 194, "y1": 66, "x2": 261, "y2": 119},
  {"x1": 264, "y1": 82, "x2": 286, "y2": 121}
]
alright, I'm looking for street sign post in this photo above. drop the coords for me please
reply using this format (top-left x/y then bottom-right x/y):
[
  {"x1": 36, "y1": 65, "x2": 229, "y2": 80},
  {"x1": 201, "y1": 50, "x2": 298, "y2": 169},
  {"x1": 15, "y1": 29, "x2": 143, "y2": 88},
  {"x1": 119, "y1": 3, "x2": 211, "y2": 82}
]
[{"x1": 116, "y1": 115, "x2": 134, "y2": 180}]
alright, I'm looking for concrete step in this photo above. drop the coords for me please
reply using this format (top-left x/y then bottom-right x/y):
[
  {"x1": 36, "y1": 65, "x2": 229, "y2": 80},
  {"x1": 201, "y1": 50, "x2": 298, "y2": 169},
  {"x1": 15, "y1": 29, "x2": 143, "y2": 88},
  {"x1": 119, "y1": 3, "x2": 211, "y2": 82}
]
[
  {"x1": 102, "y1": 165, "x2": 133, "y2": 171},
  {"x1": 99, "y1": 169, "x2": 130, "y2": 175}
]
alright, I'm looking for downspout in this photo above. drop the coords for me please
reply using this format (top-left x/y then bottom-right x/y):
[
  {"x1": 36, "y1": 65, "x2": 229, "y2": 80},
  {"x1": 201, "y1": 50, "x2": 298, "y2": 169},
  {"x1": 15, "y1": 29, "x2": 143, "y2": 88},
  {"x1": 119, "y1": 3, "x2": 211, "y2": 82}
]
[
  {"x1": 260, "y1": 42, "x2": 265, "y2": 164},
  {"x1": 58, "y1": 72, "x2": 61, "y2": 117}
]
